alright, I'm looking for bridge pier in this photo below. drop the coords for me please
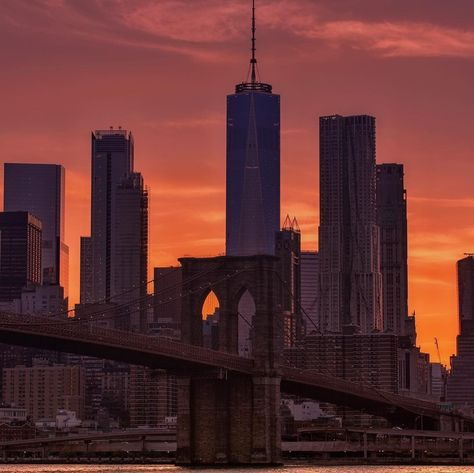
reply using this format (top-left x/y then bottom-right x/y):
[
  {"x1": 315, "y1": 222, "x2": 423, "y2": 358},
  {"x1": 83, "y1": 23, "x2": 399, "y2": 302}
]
[
  {"x1": 177, "y1": 255, "x2": 283, "y2": 465},
  {"x1": 176, "y1": 373, "x2": 281, "y2": 465}
]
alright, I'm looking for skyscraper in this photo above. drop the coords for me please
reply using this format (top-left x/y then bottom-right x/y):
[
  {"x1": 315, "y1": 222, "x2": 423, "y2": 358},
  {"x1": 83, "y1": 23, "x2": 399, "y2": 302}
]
[
  {"x1": 90, "y1": 129, "x2": 134, "y2": 302},
  {"x1": 0, "y1": 212, "x2": 42, "y2": 302},
  {"x1": 446, "y1": 255, "x2": 474, "y2": 409},
  {"x1": 111, "y1": 172, "x2": 148, "y2": 331},
  {"x1": 376, "y1": 164, "x2": 408, "y2": 335},
  {"x1": 4, "y1": 163, "x2": 68, "y2": 296},
  {"x1": 225, "y1": 1, "x2": 280, "y2": 256},
  {"x1": 275, "y1": 216, "x2": 301, "y2": 347},
  {"x1": 457, "y1": 255, "x2": 474, "y2": 335},
  {"x1": 318, "y1": 115, "x2": 382, "y2": 333}
]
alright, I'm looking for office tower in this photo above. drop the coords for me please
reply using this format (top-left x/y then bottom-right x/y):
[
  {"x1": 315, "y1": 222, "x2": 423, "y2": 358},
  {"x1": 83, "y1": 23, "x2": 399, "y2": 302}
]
[
  {"x1": 225, "y1": 2, "x2": 280, "y2": 256},
  {"x1": 111, "y1": 172, "x2": 148, "y2": 331},
  {"x1": 447, "y1": 255, "x2": 474, "y2": 409},
  {"x1": 4, "y1": 164, "x2": 69, "y2": 297},
  {"x1": 301, "y1": 251, "x2": 319, "y2": 334},
  {"x1": 90, "y1": 129, "x2": 134, "y2": 302},
  {"x1": 318, "y1": 115, "x2": 383, "y2": 334},
  {"x1": 79, "y1": 236, "x2": 93, "y2": 304},
  {"x1": 0, "y1": 212, "x2": 42, "y2": 302},
  {"x1": 376, "y1": 164, "x2": 408, "y2": 335},
  {"x1": 275, "y1": 216, "x2": 301, "y2": 347}
]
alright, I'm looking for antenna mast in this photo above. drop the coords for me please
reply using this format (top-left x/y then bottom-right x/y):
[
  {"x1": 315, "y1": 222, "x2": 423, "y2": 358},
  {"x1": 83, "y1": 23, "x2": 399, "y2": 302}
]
[{"x1": 251, "y1": 0, "x2": 257, "y2": 83}]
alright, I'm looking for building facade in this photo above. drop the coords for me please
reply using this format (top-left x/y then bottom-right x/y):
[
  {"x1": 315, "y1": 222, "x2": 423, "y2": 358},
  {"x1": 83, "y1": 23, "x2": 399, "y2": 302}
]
[
  {"x1": 111, "y1": 172, "x2": 148, "y2": 331},
  {"x1": 301, "y1": 251, "x2": 319, "y2": 334},
  {"x1": 275, "y1": 216, "x2": 301, "y2": 346},
  {"x1": 318, "y1": 115, "x2": 383, "y2": 333},
  {"x1": 447, "y1": 256, "x2": 474, "y2": 410},
  {"x1": 4, "y1": 163, "x2": 69, "y2": 297},
  {"x1": 376, "y1": 163, "x2": 408, "y2": 335},
  {"x1": 0, "y1": 212, "x2": 42, "y2": 302},
  {"x1": 2, "y1": 361, "x2": 85, "y2": 422},
  {"x1": 89, "y1": 129, "x2": 134, "y2": 302},
  {"x1": 456, "y1": 255, "x2": 474, "y2": 335},
  {"x1": 79, "y1": 236, "x2": 93, "y2": 304}
]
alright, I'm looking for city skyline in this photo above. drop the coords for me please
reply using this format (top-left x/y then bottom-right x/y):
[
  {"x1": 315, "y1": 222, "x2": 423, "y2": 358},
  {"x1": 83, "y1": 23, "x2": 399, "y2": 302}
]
[{"x1": 1, "y1": 0, "x2": 474, "y2": 362}]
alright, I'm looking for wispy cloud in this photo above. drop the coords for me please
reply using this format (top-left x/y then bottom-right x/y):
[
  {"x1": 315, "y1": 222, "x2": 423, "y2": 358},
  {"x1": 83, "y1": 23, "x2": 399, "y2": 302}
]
[{"x1": 5, "y1": 0, "x2": 474, "y2": 60}]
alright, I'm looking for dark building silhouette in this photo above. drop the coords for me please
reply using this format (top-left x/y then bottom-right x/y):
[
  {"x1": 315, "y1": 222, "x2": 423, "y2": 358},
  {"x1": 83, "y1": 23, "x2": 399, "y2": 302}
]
[
  {"x1": 447, "y1": 255, "x2": 474, "y2": 410},
  {"x1": 153, "y1": 267, "x2": 182, "y2": 329},
  {"x1": 0, "y1": 212, "x2": 42, "y2": 302},
  {"x1": 225, "y1": 4, "x2": 280, "y2": 256},
  {"x1": 318, "y1": 115, "x2": 382, "y2": 334},
  {"x1": 301, "y1": 251, "x2": 319, "y2": 334},
  {"x1": 457, "y1": 255, "x2": 474, "y2": 335},
  {"x1": 4, "y1": 163, "x2": 68, "y2": 298},
  {"x1": 111, "y1": 172, "x2": 148, "y2": 332},
  {"x1": 376, "y1": 163, "x2": 408, "y2": 335},
  {"x1": 79, "y1": 236, "x2": 93, "y2": 304},
  {"x1": 275, "y1": 216, "x2": 301, "y2": 346},
  {"x1": 88, "y1": 129, "x2": 134, "y2": 302}
]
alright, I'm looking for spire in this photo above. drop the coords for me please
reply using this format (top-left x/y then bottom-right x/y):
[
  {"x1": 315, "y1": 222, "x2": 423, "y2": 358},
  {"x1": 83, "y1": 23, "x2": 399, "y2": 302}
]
[
  {"x1": 250, "y1": 0, "x2": 256, "y2": 83},
  {"x1": 235, "y1": 0, "x2": 272, "y2": 93}
]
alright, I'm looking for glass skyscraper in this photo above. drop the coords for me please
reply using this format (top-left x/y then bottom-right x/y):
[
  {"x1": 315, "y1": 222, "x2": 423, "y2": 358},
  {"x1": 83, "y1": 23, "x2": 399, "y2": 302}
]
[
  {"x1": 225, "y1": 4, "x2": 280, "y2": 256},
  {"x1": 0, "y1": 212, "x2": 42, "y2": 302},
  {"x1": 4, "y1": 163, "x2": 68, "y2": 297},
  {"x1": 90, "y1": 129, "x2": 134, "y2": 302}
]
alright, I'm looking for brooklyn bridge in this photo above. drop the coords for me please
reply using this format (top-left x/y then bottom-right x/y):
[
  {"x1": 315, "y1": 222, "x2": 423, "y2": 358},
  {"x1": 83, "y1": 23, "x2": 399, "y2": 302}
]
[{"x1": 0, "y1": 255, "x2": 470, "y2": 465}]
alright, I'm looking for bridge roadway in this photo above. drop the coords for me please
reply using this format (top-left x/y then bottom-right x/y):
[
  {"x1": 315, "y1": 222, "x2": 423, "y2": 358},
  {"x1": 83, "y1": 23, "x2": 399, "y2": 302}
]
[{"x1": 0, "y1": 312, "x2": 468, "y2": 425}]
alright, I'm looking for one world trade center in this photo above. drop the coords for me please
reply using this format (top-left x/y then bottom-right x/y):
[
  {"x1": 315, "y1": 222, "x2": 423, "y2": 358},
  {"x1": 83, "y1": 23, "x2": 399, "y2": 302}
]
[{"x1": 225, "y1": 1, "x2": 280, "y2": 256}]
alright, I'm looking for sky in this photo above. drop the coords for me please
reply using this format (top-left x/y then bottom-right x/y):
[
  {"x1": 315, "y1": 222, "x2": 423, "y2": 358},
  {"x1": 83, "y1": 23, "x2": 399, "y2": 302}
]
[{"x1": 1, "y1": 0, "x2": 473, "y2": 364}]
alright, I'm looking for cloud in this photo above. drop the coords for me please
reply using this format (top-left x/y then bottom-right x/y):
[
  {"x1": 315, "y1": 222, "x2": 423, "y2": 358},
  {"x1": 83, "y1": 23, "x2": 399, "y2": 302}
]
[
  {"x1": 296, "y1": 20, "x2": 474, "y2": 58},
  {"x1": 6, "y1": 0, "x2": 474, "y2": 60}
]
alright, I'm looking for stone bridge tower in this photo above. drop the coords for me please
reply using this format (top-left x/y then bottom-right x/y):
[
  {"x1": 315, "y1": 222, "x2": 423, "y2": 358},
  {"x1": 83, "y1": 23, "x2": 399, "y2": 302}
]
[{"x1": 176, "y1": 255, "x2": 282, "y2": 465}]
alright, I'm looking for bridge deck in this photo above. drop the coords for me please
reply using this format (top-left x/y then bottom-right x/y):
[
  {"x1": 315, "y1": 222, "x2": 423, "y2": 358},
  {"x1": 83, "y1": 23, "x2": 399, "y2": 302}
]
[{"x1": 0, "y1": 312, "x2": 469, "y2": 424}]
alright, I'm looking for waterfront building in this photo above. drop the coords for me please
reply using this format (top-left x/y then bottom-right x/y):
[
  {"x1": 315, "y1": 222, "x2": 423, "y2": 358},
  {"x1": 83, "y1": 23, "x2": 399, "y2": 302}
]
[{"x1": 2, "y1": 361, "x2": 85, "y2": 422}]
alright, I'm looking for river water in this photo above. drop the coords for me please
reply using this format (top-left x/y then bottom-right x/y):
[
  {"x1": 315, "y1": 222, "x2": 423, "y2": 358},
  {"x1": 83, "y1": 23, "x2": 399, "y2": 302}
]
[{"x1": 2, "y1": 467, "x2": 474, "y2": 473}]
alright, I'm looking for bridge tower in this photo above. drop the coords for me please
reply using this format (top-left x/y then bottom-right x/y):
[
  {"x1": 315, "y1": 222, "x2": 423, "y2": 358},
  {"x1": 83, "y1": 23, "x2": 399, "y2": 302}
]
[{"x1": 177, "y1": 255, "x2": 282, "y2": 465}]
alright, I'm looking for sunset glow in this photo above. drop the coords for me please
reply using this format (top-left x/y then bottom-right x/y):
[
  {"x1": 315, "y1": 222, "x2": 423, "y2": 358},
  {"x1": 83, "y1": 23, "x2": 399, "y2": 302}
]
[{"x1": 1, "y1": 0, "x2": 474, "y2": 363}]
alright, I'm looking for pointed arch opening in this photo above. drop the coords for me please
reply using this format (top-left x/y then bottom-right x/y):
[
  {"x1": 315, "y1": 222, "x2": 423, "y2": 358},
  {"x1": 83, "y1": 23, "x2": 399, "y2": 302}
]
[
  {"x1": 201, "y1": 290, "x2": 220, "y2": 350},
  {"x1": 237, "y1": 289, "x2": 256, "y2": 358}
]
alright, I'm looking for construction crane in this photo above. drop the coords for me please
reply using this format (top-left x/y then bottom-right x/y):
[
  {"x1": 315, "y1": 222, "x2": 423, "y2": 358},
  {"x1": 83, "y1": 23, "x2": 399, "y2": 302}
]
[{"x1": 434, "y1": 337, "x2": 442, "y2": 364}]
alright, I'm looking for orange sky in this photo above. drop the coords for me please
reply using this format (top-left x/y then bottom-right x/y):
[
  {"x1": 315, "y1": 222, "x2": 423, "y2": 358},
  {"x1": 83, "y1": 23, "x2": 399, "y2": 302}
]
[{"x1": 1, "y1": 0, "x2": 474, "y2": 364}]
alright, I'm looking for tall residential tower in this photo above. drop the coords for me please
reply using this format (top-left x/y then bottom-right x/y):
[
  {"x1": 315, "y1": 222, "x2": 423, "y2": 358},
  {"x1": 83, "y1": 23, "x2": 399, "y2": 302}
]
[
  {"x1": 225, "y1": 1, "x2": 280, "y2": 256},
  {"x1": 318, "y1": 115, "x2": 382, "y2": 333}
]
